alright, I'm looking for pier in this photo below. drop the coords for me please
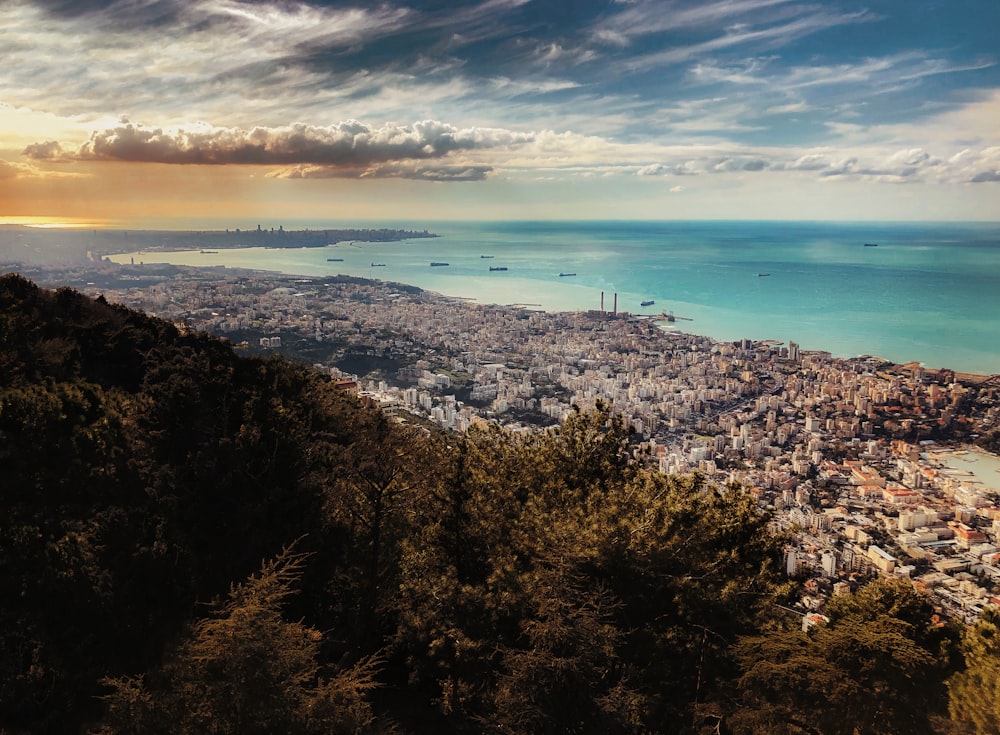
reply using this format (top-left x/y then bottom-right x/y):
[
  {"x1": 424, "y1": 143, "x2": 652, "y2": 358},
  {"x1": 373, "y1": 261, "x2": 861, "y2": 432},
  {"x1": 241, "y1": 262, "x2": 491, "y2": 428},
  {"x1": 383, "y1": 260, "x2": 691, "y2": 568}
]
[{"x1": 653, "y1": 311, "x2": 693, "y2": 323}]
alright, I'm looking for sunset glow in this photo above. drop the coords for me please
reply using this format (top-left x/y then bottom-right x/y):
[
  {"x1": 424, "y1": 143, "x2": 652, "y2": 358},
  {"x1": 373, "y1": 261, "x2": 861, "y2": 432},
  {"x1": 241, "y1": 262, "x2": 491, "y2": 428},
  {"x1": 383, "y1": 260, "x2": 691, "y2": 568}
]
[
  {"x1": 0, "y1": 216, "x2": 111, "y2": 229},
  {"x1": 2, "y1": 0, "x2": 998, "y2": 224}
]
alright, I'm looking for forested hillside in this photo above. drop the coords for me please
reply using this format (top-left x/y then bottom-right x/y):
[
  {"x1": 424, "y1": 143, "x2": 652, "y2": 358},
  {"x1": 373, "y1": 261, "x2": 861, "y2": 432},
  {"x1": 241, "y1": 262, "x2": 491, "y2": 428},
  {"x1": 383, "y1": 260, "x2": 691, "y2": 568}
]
[{"x1": 1, "y1": 274, "x2": 997, "y2": 734}]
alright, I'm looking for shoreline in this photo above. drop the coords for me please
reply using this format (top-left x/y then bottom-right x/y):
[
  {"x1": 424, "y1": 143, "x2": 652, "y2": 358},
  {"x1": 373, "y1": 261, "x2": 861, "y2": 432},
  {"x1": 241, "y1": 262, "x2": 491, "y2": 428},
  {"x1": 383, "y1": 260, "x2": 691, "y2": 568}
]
[
  {"x1": 103, "y1": 235, "x2": 1000, "y2": 378},
  {"x1": 99, "y1": 255, "x2": 996, "y2": 384},
  {"x1": 923, "y1": 446, "x2": 1000, "y2": 493}
]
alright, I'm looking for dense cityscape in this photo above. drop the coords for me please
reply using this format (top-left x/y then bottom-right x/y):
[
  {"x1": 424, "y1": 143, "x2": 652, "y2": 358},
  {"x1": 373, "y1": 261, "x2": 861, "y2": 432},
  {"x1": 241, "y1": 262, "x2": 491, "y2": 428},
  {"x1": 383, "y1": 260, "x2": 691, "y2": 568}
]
[
  {"x1": 6, "y1": 0, "x2": 1000, "y2": 729},
  {"x1": 18, "y1": 254, "x2": 1000, "y2": 628}
]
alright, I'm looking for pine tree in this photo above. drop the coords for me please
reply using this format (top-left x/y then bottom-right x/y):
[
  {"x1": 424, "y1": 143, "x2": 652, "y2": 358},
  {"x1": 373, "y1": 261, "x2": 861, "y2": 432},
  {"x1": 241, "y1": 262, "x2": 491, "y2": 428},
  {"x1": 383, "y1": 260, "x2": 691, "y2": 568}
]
[
  {"x1": 732, "y1": 577, "x2": 961, "y2": 735},
  {"x1": 100, "y1": 546, "x2": 381, "y2": 735},
  {"x1": 949, "y1": 606, "x2": 1000, "y2": 734}
]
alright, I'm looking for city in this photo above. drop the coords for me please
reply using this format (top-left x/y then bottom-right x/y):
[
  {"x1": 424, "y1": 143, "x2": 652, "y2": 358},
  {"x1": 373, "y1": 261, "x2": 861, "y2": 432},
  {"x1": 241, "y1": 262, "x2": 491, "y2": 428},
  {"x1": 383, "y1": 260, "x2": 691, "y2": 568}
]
[{"x1": 20, "y1": 257, "x2": 1000, "y2": 627}]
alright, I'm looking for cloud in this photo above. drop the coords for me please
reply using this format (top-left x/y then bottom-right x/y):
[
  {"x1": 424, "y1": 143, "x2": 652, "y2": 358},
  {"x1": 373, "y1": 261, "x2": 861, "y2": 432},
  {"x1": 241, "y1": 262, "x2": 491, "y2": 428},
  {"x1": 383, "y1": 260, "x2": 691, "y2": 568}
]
[
  {"x1": 21, "y1": 140, "x2": 68, "y2": 161},
  {"x1": 621, "y1": 9, "x2": 873, "y2": 72},
  {"x1": 271, "y1": 162, "x2": 494, "y2": 182},
  {"x1": 787, "y1": 153, "x2": 831, "y2": 171},
  {"x1": 766, "y1": 101, "x2": 809, "y2": 114},
  {"x1": 0, "y1": 0, "x2": 543, "y2": 130},
  {"x1": 694, "y1": 53, "x2": 994, "y2": 93},
  {"x1": 529, "y1": 40, "x2": 599, "y2": 68},
  {"x1": 634, "y1": 147, "x2": 945, "y2": 182},
  {"x1": 26, "y1": 119, "x2": 534, "y2": 167},
  {"x1": 592, "y1": 29, "x2": 629, "y2": 48},
  {"x1": 888, "y1": 148, "x2": 932, "y2": 167},
  {"x1": 636, "y1": 163, "x2": 668, "y2": 176},
  {"x1": 803, "y1": 151, "x2": 937, "y2": 182},
  {"x1": 970, "y1": 170, "x2": 1000, "y2": 183},
  {"x1": 0, "y1": 157, "x2": 84, "y2": 180},
  {"x1": 635, "y1": 161, "x2": 702, "y2": 176},
  {"x1": 710, "y1": 156, "x2": 770, "y2": 172},
  {"x1": 204, "y1": 0, "x2": 410, "y2": 43},
  {"x1": 489, "y1": 76, "x2": 580, "y2": 97},
  {"x1": 625, "y1": 141, "x2": 985, "y2": 185},
  {"x1": 595, "y1": 0, "x2": 799, "y2": 44},
  {"x1": 0, "y1": 159, "x2": 33, "y2": 180}
]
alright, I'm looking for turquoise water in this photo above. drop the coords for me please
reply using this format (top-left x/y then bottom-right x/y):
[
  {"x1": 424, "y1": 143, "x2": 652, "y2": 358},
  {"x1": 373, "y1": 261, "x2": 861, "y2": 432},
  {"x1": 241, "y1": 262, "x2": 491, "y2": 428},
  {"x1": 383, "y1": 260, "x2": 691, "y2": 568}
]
[
  {"x1": 932, "y1": 449, "x2": 1000, "y2": 494},
  {"x1": 110, "y1": 220, "x2": 1000, "y2": 375}
]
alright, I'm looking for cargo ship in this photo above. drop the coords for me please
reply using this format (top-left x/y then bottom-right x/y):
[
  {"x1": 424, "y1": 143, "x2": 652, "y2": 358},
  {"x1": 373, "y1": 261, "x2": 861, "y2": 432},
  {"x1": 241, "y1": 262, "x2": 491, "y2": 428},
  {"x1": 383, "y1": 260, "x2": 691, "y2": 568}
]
[
  {"x1": 489, "y1": 266, "x2": 508, "y2": 271},
  {"x1": 480, "y1": 255, "x2": 494, "y2": 259},
  {"x1": 864, "y1": 242, "x2": 879, "y2": 247},
  {"x1": 430, "y1": 262, "x2": 449, "y2": 267},
  {"x1": 559, "y1": 272, "x2": 576, "y2": 277},
  {"x1": 371, "y1": 262, "x2": 386, "y2": 267},
  {"x1": 326, "y1": 258, "x2": 344, "y2": 262},
  {"x1": 641, "y1": 300, "x2": 655, "y2": 307}
]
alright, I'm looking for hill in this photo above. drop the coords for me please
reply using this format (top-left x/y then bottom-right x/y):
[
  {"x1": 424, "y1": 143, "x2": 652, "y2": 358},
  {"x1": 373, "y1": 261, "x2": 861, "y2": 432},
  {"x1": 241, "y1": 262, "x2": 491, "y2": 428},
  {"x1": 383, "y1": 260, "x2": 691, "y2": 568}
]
[{"x1": 0, "y1": 274, "x2": 993, "y2": 735}]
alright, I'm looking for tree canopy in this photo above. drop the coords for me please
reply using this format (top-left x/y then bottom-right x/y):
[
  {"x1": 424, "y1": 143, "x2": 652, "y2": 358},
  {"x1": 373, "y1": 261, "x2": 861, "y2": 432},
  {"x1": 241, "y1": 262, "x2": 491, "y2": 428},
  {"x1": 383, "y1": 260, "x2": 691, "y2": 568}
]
[
  {"x1": 0, "y1": 274, "x2": 987, "y2": 734},
  {"x1": 949, "y1": 607, "x2": 1000, "y2": 735}
]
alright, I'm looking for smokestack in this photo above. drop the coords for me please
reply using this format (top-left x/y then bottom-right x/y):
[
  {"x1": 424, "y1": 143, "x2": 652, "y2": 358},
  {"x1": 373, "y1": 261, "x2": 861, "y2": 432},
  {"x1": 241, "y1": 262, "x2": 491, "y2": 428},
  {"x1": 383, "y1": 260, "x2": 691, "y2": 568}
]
[
  {"x1": 601, "y1": 291, "x2": 604, "y2": 313},
  {"x1": 613, "y1": 292, "x2": 617, "y2": 315}
]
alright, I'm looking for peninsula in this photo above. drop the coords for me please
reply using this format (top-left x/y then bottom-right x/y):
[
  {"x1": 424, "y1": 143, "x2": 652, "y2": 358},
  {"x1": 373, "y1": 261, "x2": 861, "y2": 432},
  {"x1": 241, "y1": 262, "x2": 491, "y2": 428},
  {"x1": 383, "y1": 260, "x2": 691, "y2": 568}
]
[
  {"x1": 0, "y1": 224, "x2": 438, "y2": 263},
  {"x1": 135, "y1": 226, "x2": 438, "y2": 251}
]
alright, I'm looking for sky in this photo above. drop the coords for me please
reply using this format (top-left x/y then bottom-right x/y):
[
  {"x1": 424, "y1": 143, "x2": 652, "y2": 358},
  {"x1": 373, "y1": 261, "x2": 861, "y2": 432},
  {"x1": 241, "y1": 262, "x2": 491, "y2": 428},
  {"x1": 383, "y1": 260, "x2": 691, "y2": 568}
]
[{"x1": 1, "y1": 0, "x2": 999, "y2": 226}]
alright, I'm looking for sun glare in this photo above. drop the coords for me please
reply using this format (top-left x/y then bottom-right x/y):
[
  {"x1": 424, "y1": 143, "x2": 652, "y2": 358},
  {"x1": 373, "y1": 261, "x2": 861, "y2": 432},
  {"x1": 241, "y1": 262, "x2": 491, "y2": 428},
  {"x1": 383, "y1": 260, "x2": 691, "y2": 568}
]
[{"x1": 0, "y1": 216, "x2": 111, "y2": 229}]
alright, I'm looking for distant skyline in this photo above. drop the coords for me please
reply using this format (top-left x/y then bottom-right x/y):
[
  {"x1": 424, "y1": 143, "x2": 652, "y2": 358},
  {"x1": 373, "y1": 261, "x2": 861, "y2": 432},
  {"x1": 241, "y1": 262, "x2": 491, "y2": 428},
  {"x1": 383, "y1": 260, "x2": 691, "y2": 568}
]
[{"x1": 2, "y1": 0, "x2": 999, "y2": 226}]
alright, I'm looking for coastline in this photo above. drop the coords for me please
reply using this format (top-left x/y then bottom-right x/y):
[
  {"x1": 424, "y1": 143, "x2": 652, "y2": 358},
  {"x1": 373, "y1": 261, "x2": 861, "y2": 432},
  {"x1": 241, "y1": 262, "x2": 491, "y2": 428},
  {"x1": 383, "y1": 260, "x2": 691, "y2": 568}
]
[
  {"x1": 103, "y1": 219, "x2": 1000, "y2": 377},
  {"x1": 923, "y1": 446, "x2": 1000, "y2": 494},
  {"x1": 105, "y1": 252, "x2": 996, "y2": 384}
]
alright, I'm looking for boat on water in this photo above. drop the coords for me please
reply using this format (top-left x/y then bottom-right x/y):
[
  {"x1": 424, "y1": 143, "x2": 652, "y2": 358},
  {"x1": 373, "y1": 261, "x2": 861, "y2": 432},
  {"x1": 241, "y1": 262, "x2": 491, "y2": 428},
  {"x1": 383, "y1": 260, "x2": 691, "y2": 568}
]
[
  {"x1": 641, "y1": 300, "x2": 655, "y2": 307},
  {"x1": 371, "y1": 262, "x2": 386, "y2": 267},
  {"x1": 430, "y1": 262, "x2": 449, "y2": 267},
  {"x1": 489, "y1": 266, "x2": 508, "y2": 271},
  {"x1": 200, "y1": 250, "x2": 219, "y2": 254},
  {"x1": 758, "y1": 273, "x2": 771, "y2": 277},
  {"x1": 480, "y1": 255, "x2": 494, "y2": 259},
  {"x1": 326, "y1": 258, "x2": 344, "y2": 262},
  {"x1": 559, "y1": 272, "x2": 576, "y2": 277},
  {"x1": 864, "y1": 242, "x2": 879, "y2": 247}
]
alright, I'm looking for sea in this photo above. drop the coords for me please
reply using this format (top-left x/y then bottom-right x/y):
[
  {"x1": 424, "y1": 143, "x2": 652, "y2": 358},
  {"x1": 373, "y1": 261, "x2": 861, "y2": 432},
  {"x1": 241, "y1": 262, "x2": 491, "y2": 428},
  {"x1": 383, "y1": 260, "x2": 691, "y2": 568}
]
[
  {"x1": 927, "y1": 448, "x2": 1000, "y2": 495},
  {"x1": 108, "y1": 220, "x2": 1000, "y2": 376}
]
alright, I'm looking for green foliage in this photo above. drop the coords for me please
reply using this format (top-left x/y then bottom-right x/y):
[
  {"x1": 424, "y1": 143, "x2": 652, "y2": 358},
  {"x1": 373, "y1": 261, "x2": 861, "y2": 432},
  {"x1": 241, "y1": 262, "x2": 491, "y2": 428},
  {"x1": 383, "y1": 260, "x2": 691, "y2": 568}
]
[
  {"x1": 0, "y1": 276, "x2": 358, "y2": 732},
  {"x1": 323, "y1": 409, "x2": 431, "y2": 647},
  {"x1": 489, "y1": 559, "x2": 646, "y2": 735},
  {"x1": 0, "y1": 275, "x2": 973, "y2": 734},
  {"x1": 99, "y1": 546, "x2": 381, "y2": 735},
  {"x1": 0, "y1": 378, "x2": 133, "y2": 731},
  {"x1": 949, "y1": 606, "x2": 1000, "y2": 734},
  {"x1": 392, "y1": 404, "x2": 788, "y2": 732},
  {"x1": 732, "y1": 578, "x2": 962, "y2": 735}
]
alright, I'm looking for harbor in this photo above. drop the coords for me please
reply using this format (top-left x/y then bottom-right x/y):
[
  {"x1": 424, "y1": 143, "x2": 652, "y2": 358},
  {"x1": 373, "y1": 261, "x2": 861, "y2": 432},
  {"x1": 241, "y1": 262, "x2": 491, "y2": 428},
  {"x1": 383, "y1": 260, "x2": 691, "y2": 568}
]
[{"x1": 925, "y1": 447, "x2": 1000, "y2": 494}]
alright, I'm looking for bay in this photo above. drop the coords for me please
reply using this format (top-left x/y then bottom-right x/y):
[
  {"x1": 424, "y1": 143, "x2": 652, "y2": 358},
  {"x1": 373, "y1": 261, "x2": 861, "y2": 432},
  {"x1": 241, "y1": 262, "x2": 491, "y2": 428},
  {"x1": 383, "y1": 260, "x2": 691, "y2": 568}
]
[{"x1": 108, "y1": 220, "x2": 1000, "y2": 375}]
